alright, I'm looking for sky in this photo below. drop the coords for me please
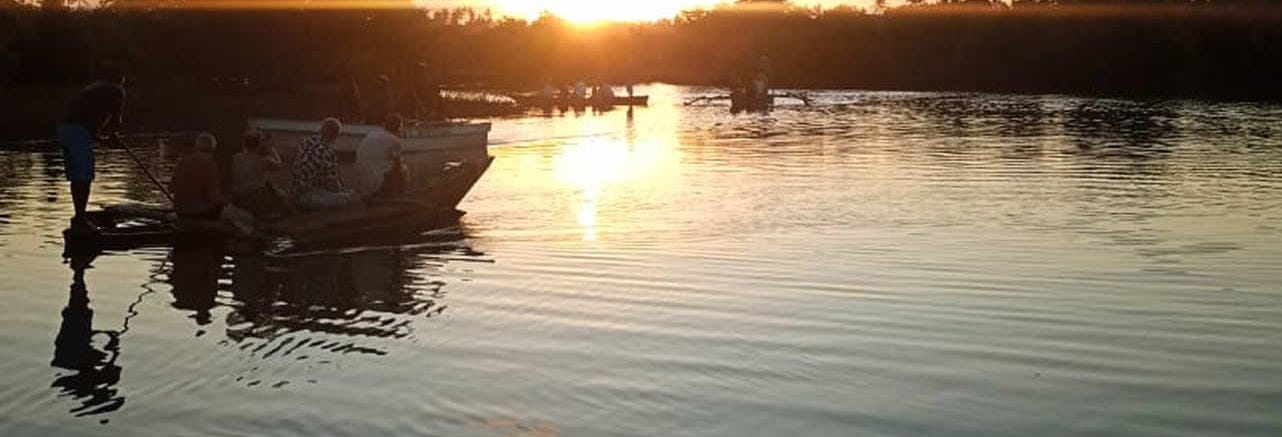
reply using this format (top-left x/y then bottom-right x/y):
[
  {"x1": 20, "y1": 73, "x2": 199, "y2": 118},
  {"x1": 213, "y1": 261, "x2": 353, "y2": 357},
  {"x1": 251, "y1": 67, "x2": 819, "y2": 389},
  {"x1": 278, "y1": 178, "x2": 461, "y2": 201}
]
[{"x1": 417, "y1": 0, "x2": 874, "y2": 23}]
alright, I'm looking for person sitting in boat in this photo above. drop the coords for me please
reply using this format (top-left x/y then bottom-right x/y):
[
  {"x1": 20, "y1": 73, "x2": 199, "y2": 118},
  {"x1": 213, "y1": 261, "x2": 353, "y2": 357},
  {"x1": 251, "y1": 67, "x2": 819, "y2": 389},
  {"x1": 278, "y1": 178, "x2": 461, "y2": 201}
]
[
  {"x1": 593, "y1": 83, "x2": 615, "y2": 105},
  {"x1": 231, "y1": 129, "x2": 295, "y2": 218},
  {"x1": 557, "y1": 84, "x2": 571, "y2": 102},
  {"x1": 171, "y1": 133, "x2": 229, "y2": 221},
  {"x1": 355, "y1": 113, "x2": 410, "y2": 199},
  {"x1": 292, "y1": 118, "x2": 354, "y2": 210},
  {"x1": 573, "y1": 79, "x2": 588, "y2": 102},
  {"x1": 171, "y1": 133, "x2": 257, "y2": 235}
]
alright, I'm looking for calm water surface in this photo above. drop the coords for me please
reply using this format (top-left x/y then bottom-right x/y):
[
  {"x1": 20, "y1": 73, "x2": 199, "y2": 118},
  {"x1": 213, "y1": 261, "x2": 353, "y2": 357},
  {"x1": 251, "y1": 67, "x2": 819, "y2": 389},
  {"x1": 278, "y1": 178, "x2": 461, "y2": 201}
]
[{"x1": 1, "y1": 85, "x2": 1281, "y2": 436}]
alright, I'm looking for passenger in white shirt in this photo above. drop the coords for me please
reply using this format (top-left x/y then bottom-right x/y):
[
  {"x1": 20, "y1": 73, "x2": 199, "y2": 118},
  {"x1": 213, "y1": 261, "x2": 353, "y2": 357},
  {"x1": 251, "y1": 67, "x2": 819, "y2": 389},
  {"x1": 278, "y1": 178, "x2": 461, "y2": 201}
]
[{"x1": 355, "y1": 114, "x2": 407, "y2": 199}]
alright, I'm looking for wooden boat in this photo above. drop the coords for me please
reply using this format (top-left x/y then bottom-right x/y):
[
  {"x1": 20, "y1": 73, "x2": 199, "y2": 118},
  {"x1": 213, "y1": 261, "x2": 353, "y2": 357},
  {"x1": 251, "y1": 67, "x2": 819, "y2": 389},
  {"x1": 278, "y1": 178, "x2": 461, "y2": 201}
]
[{"x1": 65, "y1": 119, "x2": 494, "y2": 251}]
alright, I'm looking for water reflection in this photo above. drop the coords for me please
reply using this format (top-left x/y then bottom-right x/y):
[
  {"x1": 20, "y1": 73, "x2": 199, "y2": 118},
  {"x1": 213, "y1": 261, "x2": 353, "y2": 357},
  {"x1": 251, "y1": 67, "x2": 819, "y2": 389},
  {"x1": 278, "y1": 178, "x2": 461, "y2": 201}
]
[
  {"x1": 163, "y1": 229, "x2": 478, "y2": 359},
  {"x1": 1064, "y1": 99, "x2": 1178, "y2": 154},
  {"x1": 6, "y1": 87, "x2": 1281, "y2": 435},
  {"x1": 51, "y1": 247, "x2": 125, "y2": 418},
  {"x1": 44, "y1": 227, "x2": 481, "y2": 418},
  {"x1": 535, "y1": 104, "x2": 680, "y2": 242}
]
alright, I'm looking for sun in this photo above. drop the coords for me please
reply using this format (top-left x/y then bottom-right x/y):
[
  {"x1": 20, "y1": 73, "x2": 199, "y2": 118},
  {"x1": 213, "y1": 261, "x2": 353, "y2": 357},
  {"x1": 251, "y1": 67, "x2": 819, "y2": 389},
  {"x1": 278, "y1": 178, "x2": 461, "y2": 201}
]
[{"x1": 492, "y1": 0, "x2": 720, "y2": 24}]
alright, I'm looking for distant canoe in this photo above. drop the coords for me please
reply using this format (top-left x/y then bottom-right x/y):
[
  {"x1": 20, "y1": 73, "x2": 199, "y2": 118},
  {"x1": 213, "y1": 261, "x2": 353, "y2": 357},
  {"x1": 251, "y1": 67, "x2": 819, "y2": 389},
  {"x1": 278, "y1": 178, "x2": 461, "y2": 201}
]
[{"x1": 512, "y1": 94, "x2": 648, "y2": 108}]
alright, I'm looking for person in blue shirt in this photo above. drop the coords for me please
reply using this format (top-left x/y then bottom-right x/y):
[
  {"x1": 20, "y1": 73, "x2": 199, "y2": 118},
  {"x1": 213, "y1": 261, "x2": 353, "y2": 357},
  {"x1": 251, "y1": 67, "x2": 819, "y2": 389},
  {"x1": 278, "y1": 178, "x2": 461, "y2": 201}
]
[{"x1": 58, "y1": 65, "x2": 126, "y2": 232}]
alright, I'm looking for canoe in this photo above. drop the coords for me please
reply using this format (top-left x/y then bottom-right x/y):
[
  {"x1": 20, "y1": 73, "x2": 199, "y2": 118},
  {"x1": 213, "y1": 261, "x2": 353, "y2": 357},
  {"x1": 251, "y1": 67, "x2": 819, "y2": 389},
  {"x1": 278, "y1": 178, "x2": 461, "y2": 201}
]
[{"x1": 512, "y1": 94, "x2": 649, "y2": 108}]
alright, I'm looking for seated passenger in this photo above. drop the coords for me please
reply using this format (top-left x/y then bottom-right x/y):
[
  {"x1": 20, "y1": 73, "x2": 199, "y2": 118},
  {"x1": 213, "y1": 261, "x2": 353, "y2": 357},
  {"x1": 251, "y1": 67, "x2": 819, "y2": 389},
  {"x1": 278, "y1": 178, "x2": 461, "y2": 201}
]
[
  {"x1": 171, "y1": 133, "x2": 228, "y2": 220},
  {"x1": 594, "y1": 83, "x2": 615, "y2": 105},
  {"x1": 232, "y1": 129, "x2": 295, "y2": 217},
  {"x1": 355, "y1": 113, "x2": 410, "y2": 199},
  {"x1": 292, "y1": 117, "x2": 354, "y2": 210}
]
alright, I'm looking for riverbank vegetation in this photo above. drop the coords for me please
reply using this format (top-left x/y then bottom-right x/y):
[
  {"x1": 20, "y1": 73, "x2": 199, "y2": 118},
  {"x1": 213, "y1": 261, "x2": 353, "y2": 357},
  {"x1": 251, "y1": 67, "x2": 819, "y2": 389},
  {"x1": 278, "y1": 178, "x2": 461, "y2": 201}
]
[{"x1": 3, "y1": 0, "x2": 1281, "y2": 139}]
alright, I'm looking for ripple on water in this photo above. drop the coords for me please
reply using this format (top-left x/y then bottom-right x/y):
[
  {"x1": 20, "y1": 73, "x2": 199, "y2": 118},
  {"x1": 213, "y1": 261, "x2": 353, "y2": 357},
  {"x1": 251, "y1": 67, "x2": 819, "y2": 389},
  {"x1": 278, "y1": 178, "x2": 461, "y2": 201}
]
[{"x1": 3, "y1": 88, "x2": 1282, "y2": 436}]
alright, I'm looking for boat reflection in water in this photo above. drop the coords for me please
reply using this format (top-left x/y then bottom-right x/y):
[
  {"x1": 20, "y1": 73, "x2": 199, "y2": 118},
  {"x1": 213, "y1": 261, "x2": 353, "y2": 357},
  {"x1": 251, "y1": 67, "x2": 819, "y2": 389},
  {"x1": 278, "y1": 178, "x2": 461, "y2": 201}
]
[
  {"x1": 172, "y1": 228, "x2": 483, "y2": 358},
  {"x1": 49, "y1": 226, "x2": 483, "y2": 416}
]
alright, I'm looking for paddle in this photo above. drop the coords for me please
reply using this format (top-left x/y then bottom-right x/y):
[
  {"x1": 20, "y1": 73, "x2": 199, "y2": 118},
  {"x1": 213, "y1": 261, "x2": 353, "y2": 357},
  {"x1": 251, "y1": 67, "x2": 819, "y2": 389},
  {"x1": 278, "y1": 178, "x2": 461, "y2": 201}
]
[{"x1": 114, "y1": 137, "x2": 176, "y2": 205}]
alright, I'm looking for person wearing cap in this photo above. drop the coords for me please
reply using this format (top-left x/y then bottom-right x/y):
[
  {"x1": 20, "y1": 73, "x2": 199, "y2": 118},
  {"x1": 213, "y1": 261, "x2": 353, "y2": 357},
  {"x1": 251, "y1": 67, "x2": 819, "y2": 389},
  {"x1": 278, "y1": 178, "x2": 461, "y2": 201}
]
[
  {"x1": 171, "y1": 133, "x2": 228, "y2": 220},
  {"x1": 292, "y1": 117, "x2": 354, "y2": 210},
  {"x1": 58, "y1": 65, "x2": 126, "y2": 232}
]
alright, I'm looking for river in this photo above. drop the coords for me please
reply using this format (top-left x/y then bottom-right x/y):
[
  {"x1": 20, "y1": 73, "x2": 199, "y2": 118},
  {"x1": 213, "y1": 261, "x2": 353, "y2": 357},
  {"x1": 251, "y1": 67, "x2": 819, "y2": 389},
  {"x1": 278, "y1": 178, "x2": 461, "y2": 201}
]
[{"x1": 1, "y1": 85, "x2": 1280, "y2": 436}]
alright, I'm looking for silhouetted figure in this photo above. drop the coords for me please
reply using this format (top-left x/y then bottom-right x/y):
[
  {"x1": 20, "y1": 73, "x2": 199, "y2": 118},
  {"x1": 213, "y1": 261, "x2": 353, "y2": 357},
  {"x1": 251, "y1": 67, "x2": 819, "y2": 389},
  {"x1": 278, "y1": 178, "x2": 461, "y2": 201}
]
[
  {"x1": 232, "y1": 129, "x2": 295, "y2": 218},
  {"x1": 414, "y1": 62, "x2": 445, "y2": 121},
  {"x1": 52, "y1": 249, "x2": 126, "y2": 417},
  {"x1": 340, "y1": 73, "x2": 363, "y2": 123},
  {"x1": 171, "y1": 133, "x2": 227, "y2": 221},
  {"x1": 366, "y1": 75, "x2": 395, "y2": 124},
  {"x1": 292, "y1": 118, "x2": 354, "y2": 210},
  {"x1": 58, "y1": 65, "x2": 125, "y2": 233}
]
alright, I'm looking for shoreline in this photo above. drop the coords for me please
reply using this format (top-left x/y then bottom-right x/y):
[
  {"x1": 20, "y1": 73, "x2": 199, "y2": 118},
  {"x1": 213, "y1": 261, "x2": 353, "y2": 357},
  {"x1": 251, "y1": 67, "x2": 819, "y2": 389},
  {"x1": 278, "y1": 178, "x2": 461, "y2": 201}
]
[{"x1": 6, "y1": 81, "x2": 1278, "y2": 145}]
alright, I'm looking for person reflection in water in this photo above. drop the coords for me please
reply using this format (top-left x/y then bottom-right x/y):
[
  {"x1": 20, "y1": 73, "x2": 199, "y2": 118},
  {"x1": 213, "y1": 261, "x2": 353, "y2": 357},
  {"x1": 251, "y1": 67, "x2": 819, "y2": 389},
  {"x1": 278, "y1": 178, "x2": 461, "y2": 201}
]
[
  {"x1": 52, "y1": 248, "x2": 125, "y2": 417},
  {"x1": 168, "y1": 237, "x2": 223, "y2": 327}
]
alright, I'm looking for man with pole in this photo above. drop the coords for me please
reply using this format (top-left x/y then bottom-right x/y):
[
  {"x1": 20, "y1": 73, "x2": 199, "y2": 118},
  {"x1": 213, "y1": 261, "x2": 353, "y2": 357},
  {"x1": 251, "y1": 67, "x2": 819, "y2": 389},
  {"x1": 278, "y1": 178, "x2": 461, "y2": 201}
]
[{"x1": 57, "y1": 64, "x2": 126, "y2": 233}]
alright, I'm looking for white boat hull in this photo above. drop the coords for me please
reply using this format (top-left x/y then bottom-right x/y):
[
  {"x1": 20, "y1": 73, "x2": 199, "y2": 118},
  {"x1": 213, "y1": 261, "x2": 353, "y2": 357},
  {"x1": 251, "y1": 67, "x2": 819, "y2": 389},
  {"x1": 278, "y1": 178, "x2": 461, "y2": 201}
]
[{"x1": 248, "y1": 118, "x2": 492, "y2": 195}]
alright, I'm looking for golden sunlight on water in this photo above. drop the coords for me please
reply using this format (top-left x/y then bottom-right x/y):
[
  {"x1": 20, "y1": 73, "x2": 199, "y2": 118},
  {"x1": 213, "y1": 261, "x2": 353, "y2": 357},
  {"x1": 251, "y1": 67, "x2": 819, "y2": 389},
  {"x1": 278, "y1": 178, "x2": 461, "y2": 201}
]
[
  {"x1": 486, "y1": 87, "x2": 685, "y2": 244},
  {"x1": 2, "y1": 85, "x2": 1281, "y2": 436},
  {"x1": 554, "y1": 135, "x2": 682, "y2": 241}
]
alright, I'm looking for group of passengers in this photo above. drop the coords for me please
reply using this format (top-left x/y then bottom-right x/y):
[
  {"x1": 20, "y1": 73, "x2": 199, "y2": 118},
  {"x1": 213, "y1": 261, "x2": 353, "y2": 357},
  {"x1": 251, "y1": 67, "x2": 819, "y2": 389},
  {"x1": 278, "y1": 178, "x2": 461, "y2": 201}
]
[
  {"x1": 169, "y1": 114, "x2": 411, "y2": 226},
  {"x1": 539, "y1": 79, "x2": 625, "y2": 103},
  {"x1": 58, "y1": 65, "x2": 416, "y2": 233}
]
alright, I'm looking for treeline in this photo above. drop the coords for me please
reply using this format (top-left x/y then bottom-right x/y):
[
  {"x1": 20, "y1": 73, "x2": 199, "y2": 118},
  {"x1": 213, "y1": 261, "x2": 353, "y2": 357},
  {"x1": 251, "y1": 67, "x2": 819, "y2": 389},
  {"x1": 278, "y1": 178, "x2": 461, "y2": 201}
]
[{"x1": 3, "y1": 0, "x2": 1282, "y2": 97}]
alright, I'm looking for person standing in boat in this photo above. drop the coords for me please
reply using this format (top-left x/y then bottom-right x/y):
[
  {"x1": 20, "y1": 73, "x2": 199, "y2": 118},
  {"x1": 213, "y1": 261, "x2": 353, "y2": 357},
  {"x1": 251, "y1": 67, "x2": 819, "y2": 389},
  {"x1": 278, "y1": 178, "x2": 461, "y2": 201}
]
[
  {"x1": 292, "y1": 118, "x2": 354, "y2": 210},
  {"x1": 355, "y1": 114, "x2": 409, "y2": 199},
  {"x1": 366, "y1": 75, "x2": 395, "y2": 124},
  {"x1": 58, "y1": 65, "x2": 126, "y2": 232},
  {"x1": 231, "y1": 129, "x2": 295, "y2": 217},
  {"x1": 413, "y1": 62, "x2": 445, "y2": 122}
]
